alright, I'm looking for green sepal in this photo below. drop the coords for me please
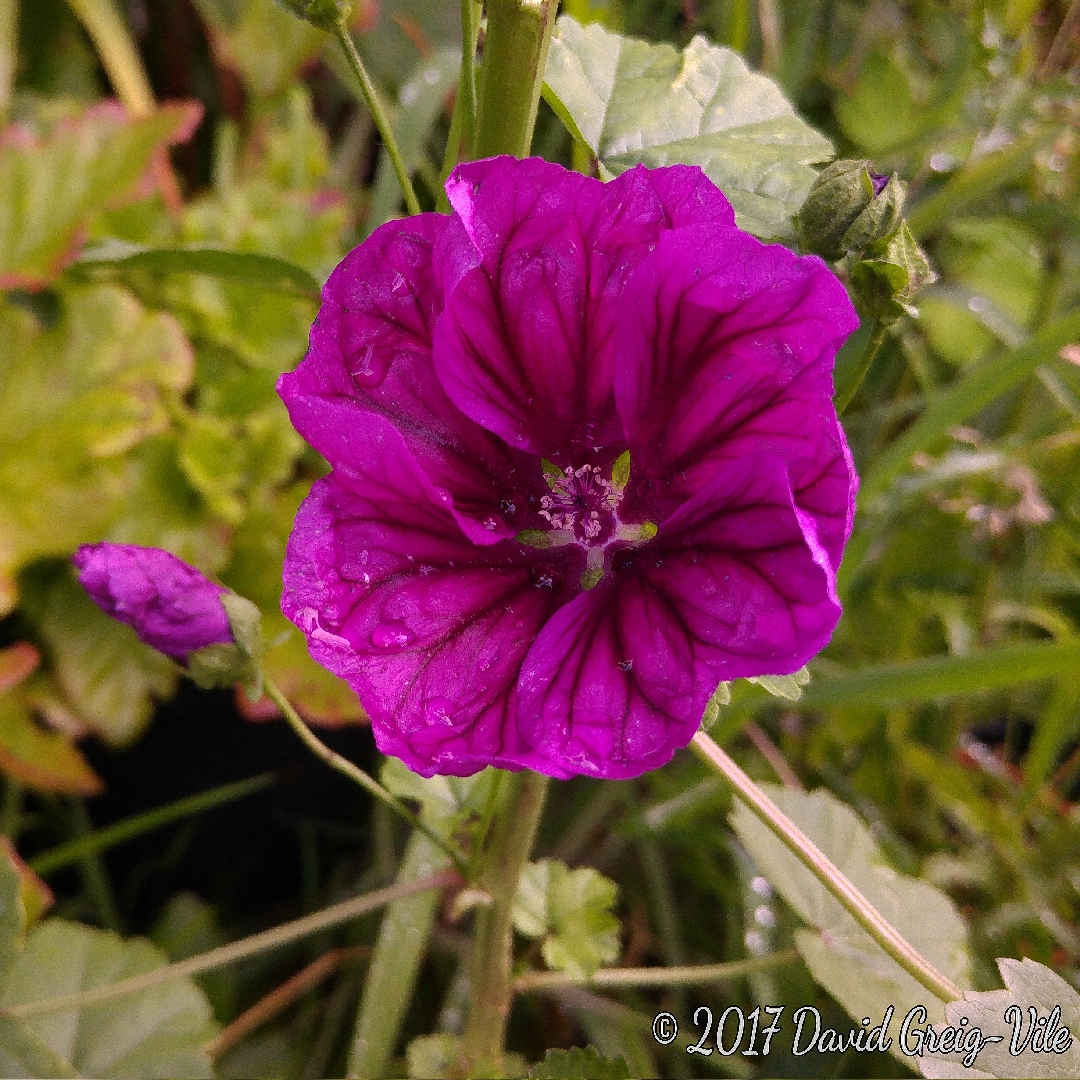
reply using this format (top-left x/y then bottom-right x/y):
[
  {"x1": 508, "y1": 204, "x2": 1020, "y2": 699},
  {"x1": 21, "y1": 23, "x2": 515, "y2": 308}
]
[
  {"x1": 186, "y1": 593, "x2": 265, "y2": 700},
  {"x1": 841, "y1": 173, "x2": 905, "y2": 253},
  {"x1": 748, "y1": 665, "x2": 810, "y2": 701},
  {"x1": 700, "y1": 681, "x2": 732, "y2": 731},
  {"x1": 848, "y1": 222, "x2": 936, "y2": 324}
]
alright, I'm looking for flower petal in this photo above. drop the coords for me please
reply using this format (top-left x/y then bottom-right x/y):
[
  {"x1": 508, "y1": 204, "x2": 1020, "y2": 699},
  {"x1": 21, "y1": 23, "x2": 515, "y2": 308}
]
[
  {"x1": 516, "y1": 455, "x2": 839, "y2": 779},
  {"x1": 278, "y1": 214, "x2": 533, "y2": 543},
  {"x1": 436, "y1": 158, "x2": 736, "y2": 458},
  {"x1": 281, "y1": 440, "x2": 583, "y2": 777},
  {"x1": 615, "y1": 223, "x2": 858, "y2": 567}
]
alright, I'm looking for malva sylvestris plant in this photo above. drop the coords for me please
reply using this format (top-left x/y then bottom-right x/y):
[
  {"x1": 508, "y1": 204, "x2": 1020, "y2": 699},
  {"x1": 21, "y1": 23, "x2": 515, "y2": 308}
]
[
  {"x1": 278, "y1": 155, "x2": 859, "y2": 781},
  {"x1": 62, "y1": 2, "x2": 975, "y2": 1072}
]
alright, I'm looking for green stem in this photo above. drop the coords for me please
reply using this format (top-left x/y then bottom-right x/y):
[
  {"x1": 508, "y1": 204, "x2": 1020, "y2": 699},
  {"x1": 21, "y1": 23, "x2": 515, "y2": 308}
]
[
  {"x1": 265, "y1": 679, "x2": 468, "y2": 876},
  {"x1": 690, "y1": 732, "x2": 961, "y2": 1004},
  {"x1": 475, "y1": 0, "x2": 559, "y2": 159},
  {"x1": 330, "y1": 18, "x2": 420, "y2": 216},
  {"x1": 70, "y1": 797, "x2": 121, "y2": 933},
  {"x1": 513, "y1": 950, "x2": 799, "y2": 992},
  {"x1": 31, "y1": 773, "x2": 276, "y2": 876},
  {"x1": 460, "y1": 769, "x2": 549, "y2": 1074},
  {"x1": 835, "y1": 319, "x2": 888, "y2": 414},
  {"x1": 0, "y1": 0, "x2": 16, "y2": 122},
  {"x1": 459, "y1": 0, "x2": 480, "y2": 157},
  {"x1": 64, "y1": 0, "x2": 155, "y2": 114},
  {"x1": 8, "y1": 869, "x2": 457, "y2": 1019}
]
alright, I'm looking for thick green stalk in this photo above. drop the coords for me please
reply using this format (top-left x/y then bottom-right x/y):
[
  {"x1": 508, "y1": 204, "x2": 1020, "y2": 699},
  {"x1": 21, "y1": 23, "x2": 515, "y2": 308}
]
[
  {"x1": 330, "y1": 19, "x2": 420, "y2": 216},
  {"x1": 460, "y1": 770, "x2": 549, "y2": 1074},
  {"x1": 475, "y1": 0, "x2": 559, "y2": 159},
  {"x1": 9, "y1": 869, "x2": 457, "y2": 1019},
  {"x1": 0, "y1": 0, "x2": 16, "y2": 122},
  {"x1": 690, "y1": 732, "x2": 961, "y2": 1004},
  {"x1": 265, "y1": 679, "x2": 467, "y2": 875},
  {"x1": 347, "y1": 830, "x2": 447, "y2": 1078}
]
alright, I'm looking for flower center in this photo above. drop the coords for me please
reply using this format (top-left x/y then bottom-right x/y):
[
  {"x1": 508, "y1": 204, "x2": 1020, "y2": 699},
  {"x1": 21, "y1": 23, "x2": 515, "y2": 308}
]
[{"x1": 539, "y1": 464, "x2": 620, "y2": 545}]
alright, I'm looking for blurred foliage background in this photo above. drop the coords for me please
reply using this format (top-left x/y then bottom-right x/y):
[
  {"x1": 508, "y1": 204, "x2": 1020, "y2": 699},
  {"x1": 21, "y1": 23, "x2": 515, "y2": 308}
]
[{"x1": 0, "y1": 0, "x2": 1079, "y2": 1077}]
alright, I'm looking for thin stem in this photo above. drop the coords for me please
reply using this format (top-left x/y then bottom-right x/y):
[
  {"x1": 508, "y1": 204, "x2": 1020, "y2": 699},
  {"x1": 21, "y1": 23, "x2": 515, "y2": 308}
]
[
  {"x1": 467, "y1": 768, "x2": 504, "y2": 880},
  {"x1": 691, "y1": 732, "x2": 961, "y2": 1003},
  {"x1": 757, "y1": 0, "x2": 781, "y2": 75},
  {"x1": 264, "y1": 679, "x2": 468, "y2": 876},
  {"x1": 330, "y1": 18, "x2": 420, "y2": 216},
  {"x1": 70, "y1": 797, "x2": 121, "y2": 933},
  {"x1": 9, "y1": 869, "x2": 458, "y2": 1019},
  {"x1": 513, "y1": 950, "x2": 799, "y2": 992},
  {"x1": 30, "y1": 773, "x2": 276, "y2": 876},
  {"x1": 460, "y1": 769, "x2": 549, "y2": 1074},
  {"x1": 204, "y1": 946, "x2": 366, "y2": 1059},
  {"x1": 65, "y1": 0, "x2": 154, "y2": 114},
  {"x1": 475, "y1": 0, "x2": 559, "y2": 159},
  {"x1": 744, "y1": 720, "x2": 802, "y2": 790},
  {"x1": 836, "y1": 318, "x2": 888, "y2": 414},
  {"x1": 459, "y1": 0, "x2": 480, "y2": 157}
]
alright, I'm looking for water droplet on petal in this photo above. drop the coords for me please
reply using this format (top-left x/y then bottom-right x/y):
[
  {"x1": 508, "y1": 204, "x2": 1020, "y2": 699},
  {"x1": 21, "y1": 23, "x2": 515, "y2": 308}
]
[
  {"x1": 434, "y1": 488, "x2": 451, "y2": 504},
  {"x1": 371, "y1": 621, "x2": 414, "y2": 649}
]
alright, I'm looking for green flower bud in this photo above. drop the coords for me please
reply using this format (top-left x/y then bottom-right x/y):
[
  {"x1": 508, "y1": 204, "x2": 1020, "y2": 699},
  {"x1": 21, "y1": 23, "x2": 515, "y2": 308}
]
[
  {"x1": 796, "y1": 160, "x2": 906, "y2": 261},
  {"x1": 276, "y1": 0, "x2": 351, "y2": 31}
]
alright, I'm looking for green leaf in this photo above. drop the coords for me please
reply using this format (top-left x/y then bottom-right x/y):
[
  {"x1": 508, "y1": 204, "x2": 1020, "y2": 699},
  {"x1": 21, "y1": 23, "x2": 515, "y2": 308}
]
[
  {"x1": 76, "y1": 241, "x2": 321, "y2": 302},
  {"x1": 0, "y1": 921, "x2": 217, "y2": 1078},
  {"x1": 730, "y1": 785, "x2": 970, "y2": 1061},
  {"x1": 0, "y1": 1015, "x2": 80, "y2": 1079},
  {"x1": 542, "y1": 15, "x2": 833, "y2": 239},
  {"x1": 0, "y1": 284, "x2": 195, "y2": 613},
  {"x1": 513, "y1": 859, "x2": 621, "y2": 979},
  {"x1": 529, "y1": 1046, "x2": 631, "y2": 1080},
  {"x1": 191, "y1": 0, "x2": 324, "y2": 100},
  {"x1": 0, "y1": 102, "x2": 200, "y2": 289},
  {"x1": 748, "y1": 665, "x2": 810, "y2": 701},
  {"x1": 919, "y1": 959, "x2": 1080, "y2": 1078},
  {"x1": 20, "y1": 564, "x2": 177, "y2": 748}
]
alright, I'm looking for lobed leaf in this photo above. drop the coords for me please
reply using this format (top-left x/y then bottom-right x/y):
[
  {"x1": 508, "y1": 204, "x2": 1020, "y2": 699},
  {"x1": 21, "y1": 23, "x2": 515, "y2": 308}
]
[
  {"x1": 513, "y1": 859, "x2": 621, "y2": 979},
  {"x1": 0, "y1": 102, "x2": 201, "y2": 289},
  {"x1": 730, "y1": 785, "x2": 971, "y2": 1061},
  {"x1": 529, "y1": 1045, "x2": 631, "y2": 1079},
  {"x1": 543, "y1": 15, "x2": 833, "y2": 238},
  {"x1": 919, "y1": 958, "x2": 1080, "y2": 1078}
]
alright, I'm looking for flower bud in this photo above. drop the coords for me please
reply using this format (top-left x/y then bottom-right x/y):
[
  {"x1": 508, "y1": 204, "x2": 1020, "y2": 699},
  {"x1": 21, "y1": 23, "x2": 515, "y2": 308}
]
[
  {"x1": 73, "y1": 543, "x2": 264, "y2": 695},
  {"x1": 276, "y1": 0, "x2": 352, "y2": 31},
  {"x1": 848, "y1": 222, "x2": 936, "y2": 324},
  {"x1": 796, "y1": 160, "x2": 905, "y2": 261}
]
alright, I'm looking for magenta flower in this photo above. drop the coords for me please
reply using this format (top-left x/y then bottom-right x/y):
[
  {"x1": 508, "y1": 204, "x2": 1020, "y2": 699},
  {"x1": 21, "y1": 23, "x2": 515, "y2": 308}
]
[
  {"x1": 279, "y1": 157, "x2": 858, "y2": 780},
  {"x1": 73, "y1": 543, "x2": 233, "y2": 662}
]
